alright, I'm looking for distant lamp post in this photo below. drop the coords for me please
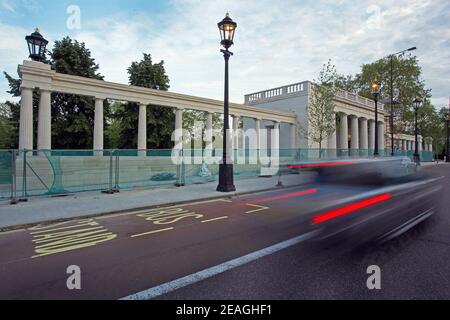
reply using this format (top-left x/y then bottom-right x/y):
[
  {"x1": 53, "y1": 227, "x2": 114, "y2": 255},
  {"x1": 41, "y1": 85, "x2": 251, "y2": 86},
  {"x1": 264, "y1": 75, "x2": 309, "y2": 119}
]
[
  {"x1": 389, "y1": 47, "x2": 417, "y2": 156},
  {"x1": 217, "y1": 13, "x2": 237, "y2": 193},
  {"x1": 371, "y1": 80, "x2": 382, "y2": 157},
  {"x1": 25, "y1": 28, "x2": 48, "y2": 62},
  {"x1": 445, "y1": 108, "x2": 450, "y2": 163},
  {"x1": 413, "y1": 97, "x2": 423, "y2": 165}
]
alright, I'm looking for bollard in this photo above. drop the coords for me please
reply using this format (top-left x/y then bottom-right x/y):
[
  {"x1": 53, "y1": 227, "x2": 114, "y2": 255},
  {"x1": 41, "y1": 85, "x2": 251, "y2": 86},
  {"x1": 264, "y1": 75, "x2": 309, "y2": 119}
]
[
  {"x1": 10, "y1": 150, "x2": 18, "y2": 205},
  {"x1": 102, "y1": 150, "x2": 116, "y2": 194},
  {"x1": 276, "y1": 172, "x2": 284, "y2": 188},
  {"x1": 19, "y1": 150, "x2": 28, "y2": 202}
]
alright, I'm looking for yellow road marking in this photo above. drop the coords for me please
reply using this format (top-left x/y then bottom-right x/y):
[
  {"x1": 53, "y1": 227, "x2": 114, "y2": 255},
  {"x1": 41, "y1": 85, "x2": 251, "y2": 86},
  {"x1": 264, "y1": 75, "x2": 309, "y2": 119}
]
[
  {"x1": 29, "y1": 219, "x2": 117, "y2": 258},
  {"x1": 131, "y1": 227, "x2": 174, "y2": 238},
  {"x1": 96, "y1": 198, "x2": 231, "y2": 220},
  {"x1": 0, "y1": 229, "x2": 25, "y2": 236},
  {"x1": 245, "y1": 204, "x2": 270, "y2": 214},
  {"x1": 201, "y1": 216, "x2": 229, "y2": 223}
]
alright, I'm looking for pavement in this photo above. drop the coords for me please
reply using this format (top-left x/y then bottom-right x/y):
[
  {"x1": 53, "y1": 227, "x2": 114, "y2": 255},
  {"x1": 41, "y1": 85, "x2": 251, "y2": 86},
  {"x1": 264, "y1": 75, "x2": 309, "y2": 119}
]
[{"x1": 0, "y1": 173, "x2": 315, "y2": 230}]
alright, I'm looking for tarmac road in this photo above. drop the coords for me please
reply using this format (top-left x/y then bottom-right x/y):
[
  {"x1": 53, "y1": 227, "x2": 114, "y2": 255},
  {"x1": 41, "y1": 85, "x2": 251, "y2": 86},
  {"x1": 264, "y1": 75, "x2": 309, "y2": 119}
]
[{"x1": 0, "y1": 164, "x2": 448, "y2": 300}]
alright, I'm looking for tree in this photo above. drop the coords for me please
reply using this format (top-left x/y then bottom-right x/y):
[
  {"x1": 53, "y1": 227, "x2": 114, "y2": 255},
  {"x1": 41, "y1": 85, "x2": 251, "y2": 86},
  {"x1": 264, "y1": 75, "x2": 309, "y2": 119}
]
[
  {"x1": 0, "y1": 103, "x2": 16, "y2": 149},
  {"x1": 348, "y1": 55, "x2": 430, "y2": 134},
  {"x1": 112, "y1": 53, "x2": 172, "y2": 149},
  {"x1": 307, "y1": 60, "x2": 338, "y2": 153},
  {"x1": 4, "y1": 37, "x2": 105, "y2": 149}
]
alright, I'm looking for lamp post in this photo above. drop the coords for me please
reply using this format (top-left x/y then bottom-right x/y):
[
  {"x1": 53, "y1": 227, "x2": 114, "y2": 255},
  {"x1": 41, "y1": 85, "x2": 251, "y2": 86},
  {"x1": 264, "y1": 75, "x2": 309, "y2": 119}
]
[
  {"x1": 371, "y1": 80, "x2": 382, "y2": 157},
  {"x1": 389, "y1": 47, "x2": 416, "y2": 156},
  {"x1": 25, "y1": 28, "x2": 48, "y2": 62},
  {"x1": 217, "y1": 13, "x2": 237, "y2": 193},
  {"x1": 445, "y1": 108, "x2": 450, "y2": 163},
  {"x1": 413, "y1": 97, "x2": 423, "y2": 165}
]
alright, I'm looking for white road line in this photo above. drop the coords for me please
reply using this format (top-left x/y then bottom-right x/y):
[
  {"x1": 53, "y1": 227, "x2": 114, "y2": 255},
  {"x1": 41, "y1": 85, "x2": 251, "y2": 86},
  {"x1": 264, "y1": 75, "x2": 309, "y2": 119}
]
[{"x1": 120, "y1": 231, "x2": 317, "y2": 300}]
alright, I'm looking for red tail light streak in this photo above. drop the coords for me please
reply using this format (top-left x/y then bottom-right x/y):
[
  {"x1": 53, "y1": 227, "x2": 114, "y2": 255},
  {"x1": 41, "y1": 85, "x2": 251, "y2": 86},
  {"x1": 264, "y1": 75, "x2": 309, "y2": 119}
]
[
  {"x1": 249, "y1": 188, "x2": 318, "y2": 204},
  {"x1": 284, "y1": 162, "x2": 355, "y2": 169},
  {"x1": 311, "y1": 193, "x2": 393, "y2": 225}
]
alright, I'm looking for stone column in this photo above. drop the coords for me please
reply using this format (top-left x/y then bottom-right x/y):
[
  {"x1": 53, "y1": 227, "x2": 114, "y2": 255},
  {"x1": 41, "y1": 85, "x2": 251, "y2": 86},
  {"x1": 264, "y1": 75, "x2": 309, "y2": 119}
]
[
  {"x1": 378, "y1": 122, "x2": 385, "y2": 154},
  {"x1": 138, "y1": 103, "x2": 147, "y2": 151},
  {"x1": 401, "y1": 140, "x2": 406, "y2": 151},
  {"x1": 19, "y1": 87, "x2": 34, "y2": 150},
  {"x1": 38, "y1": 90, "x2": 52, "y2": 151},
  {"x1": 93, "y1": 98, "x2": 104, "y2": 151},
  {"x1": 232, "y1": 115, "x2": 240, "y2": 150},
  {"x1": 205, "y1": 112, "x2": 213, "y2": 151},
  {"x1": 255, "y1": 118, "x2": 261, "y2": 164},
  {"x1": 327, "y1": 114, "x2": 337, "y2": 159},
  {"x1": 359, "y1": 118, "x2": 368, "y2": 150},
  {"x1": 368, "y1": 120, "x2": 376, "y2": 150},
  {"x1": 418, "y1": 137, "x2": 423, "y2": 152},
  {"x1": 290, "y1": 123, "x2": 297, "y2": 150},
  {"x1": 272, "y1": 121, "x2": 280, "y2": 166},
  {"x1": 174, "y1": 108, "x2": 184, "y2": 150},
  {"x1": 339, "y1": 113, "x2": 348, "y2": 151},
  {"x1": 350, "y1": 116, "x2": 359, "y2": 151}
]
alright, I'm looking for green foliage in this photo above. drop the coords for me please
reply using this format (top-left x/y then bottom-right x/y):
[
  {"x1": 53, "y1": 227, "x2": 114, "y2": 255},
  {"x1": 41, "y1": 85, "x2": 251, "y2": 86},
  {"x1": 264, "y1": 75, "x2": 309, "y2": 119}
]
[
  {"x1": 307, "y1": 60, "x2": 338, "y2": 150},
  {"x1": 335, "y1": 54, "x2": 446, "y2": 152},
  {"x1": 4, "y1": 37, "x2": 105, "y2": 149},
  {"x1": 0, "y1": 103, "x2": 16, "y2": 149},
  {"x1": 182, "y1": 110, "x2": 223, "y2": 148},
  {"x1": 112, "y1": 53, "x2": 172, "y2": 149}
]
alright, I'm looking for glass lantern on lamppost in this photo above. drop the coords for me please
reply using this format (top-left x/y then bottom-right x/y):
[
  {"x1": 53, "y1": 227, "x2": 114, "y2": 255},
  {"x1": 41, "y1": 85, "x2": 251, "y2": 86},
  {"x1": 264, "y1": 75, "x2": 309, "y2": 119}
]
[
  {"x1": 25, "y1": 28, "x2": 48, "y2": 62},
  {"x1": 216, "y1": 13, "x2": 237, "y2": 193},
  {"x1": 413, "y1": 97, "x2": 423, "y2": 165},
  {"x1": 371, "y1": 80, "x2": 382, "y2": 156}
]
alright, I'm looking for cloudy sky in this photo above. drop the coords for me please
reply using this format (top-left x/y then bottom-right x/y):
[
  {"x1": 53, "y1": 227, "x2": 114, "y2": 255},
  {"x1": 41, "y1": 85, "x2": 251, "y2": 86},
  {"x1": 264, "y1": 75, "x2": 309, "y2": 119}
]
[{"x1": 0, "y1": 0, "x2": 449, "y2": 108}]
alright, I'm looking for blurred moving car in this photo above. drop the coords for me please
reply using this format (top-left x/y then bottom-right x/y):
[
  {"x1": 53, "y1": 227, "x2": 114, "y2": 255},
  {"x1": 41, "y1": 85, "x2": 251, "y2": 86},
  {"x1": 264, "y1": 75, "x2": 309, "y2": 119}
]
[{"x1": 283, "y1": 157, "x2": 443, "y2": 247}]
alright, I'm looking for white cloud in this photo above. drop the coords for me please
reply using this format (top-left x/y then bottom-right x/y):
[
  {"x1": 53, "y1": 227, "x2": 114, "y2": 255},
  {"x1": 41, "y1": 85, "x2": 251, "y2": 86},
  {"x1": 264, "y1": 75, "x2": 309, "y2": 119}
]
[
  {"x1": 0, "y1": 0, "x2": 449, "y2": 108},
  {"x1": 1, "y1": 0, "x2": 16, "y2": 13}
]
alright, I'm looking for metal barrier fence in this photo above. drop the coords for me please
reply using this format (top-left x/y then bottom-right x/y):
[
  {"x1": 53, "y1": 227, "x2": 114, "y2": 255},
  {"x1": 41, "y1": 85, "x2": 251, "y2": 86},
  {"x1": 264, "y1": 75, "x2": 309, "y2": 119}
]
[{"x1": 0, "y1": 148, "x2": 435, "y2": 200}]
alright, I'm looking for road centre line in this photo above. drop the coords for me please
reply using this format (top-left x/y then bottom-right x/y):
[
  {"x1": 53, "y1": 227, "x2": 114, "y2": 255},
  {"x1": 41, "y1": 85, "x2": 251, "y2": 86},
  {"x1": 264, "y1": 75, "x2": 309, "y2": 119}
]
[
  {"x1": 120, "y1": 231, "x2": 317, "y2": 300},
  {"x1": 201, "y1": 216, "x2": 228, "y2": 223},
  {"x1": 130, "y1": 228, "x2": 174, "y2": 238},
  {"x1": 245, "y1": 204, "x2": 270, "y2": 214}
]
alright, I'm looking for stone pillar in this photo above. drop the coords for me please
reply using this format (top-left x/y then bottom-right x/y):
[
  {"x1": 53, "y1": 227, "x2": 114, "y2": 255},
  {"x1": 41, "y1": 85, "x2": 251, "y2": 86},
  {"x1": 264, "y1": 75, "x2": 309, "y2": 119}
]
[
  {"x1": 378, "y1": 122, "x2": 385, "y2": 154},
  {"x1": 290, "y1": 123, "x2": 297, "y2": 149},
  {"x1": 368, "y1": 120, "x2": 376, "y2": 150},
  {"x1": 359, "y1": 118, "x2": 368, "y2": 150},
  {"x1": 418, "y1": 137, "x2": 423, "y2": 152},
  {"x1": 255, "y1": 118, "x2": 261, "y2": 151},
  {"x1": 339, "y1": 113, "x2": 348, "y2": 150},
  {"x1": 138, "y1": 103, "x2": 147, "y2": 151},
  {"x1": 255, "y1": 118, "x2": 261, "y2": 164},
  {"x1": 272, "y1": 121, "x2": 280, "y2": 166},
  {"x1": 401, "y1": 140, "x2": 406, "y2": 151},
  {"x1": 19, "y1": 87, "x2": 34, "y2": 150},
  {"x1": 38, "y1": 90, "x2": 51, "y2": 151},
  {"x1": 174, "y1": 108, "x2": 184, "y2": 150},
  {"x1": 205, "y1": 112, "x2": 213, "y2": 151},
  {"x1": 232, "y1": 115, "x2": 240, "y2": 150},
  {"x1": 93, "y1": 98, "x2": 104, "y2": 151},
  {"x1": 350, "y1": 116, "x2": 359, "y2": 151}
]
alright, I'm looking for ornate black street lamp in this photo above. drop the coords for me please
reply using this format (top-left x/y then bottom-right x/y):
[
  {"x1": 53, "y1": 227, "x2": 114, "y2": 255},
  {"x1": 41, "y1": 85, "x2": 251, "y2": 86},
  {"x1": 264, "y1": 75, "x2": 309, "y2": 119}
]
[
  {"x1": 217, "y1": 13, "x2": 237, "y2": 193},
  {"x1": 445, "y1": 108, "x2": 450, "y2": 163},
  {"x1": 25, "y1": 28, "x2": 48, "y2": 62},
  {"x1": 413, "y1": 97, "x2": 423, "y2": 164},
  {"x1": 371, "y1": 80, "x2": 382, "y2": 157},
  {"x1": 388, "y1": 47, "x2": 416, "y2": 156}
]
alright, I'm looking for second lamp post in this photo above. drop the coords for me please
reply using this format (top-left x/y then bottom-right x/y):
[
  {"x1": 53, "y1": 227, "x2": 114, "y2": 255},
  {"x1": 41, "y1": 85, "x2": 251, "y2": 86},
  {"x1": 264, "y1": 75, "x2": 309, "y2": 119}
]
[
  {"x1": 217, "y1": 13, "x2": 237, "y2": 193},
  {"x1": 371, "y1": 81, "x2": 382, "y2": 157},
  {"x1": 413, "y1": 97, "x2": 423, "y2": 165}
]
